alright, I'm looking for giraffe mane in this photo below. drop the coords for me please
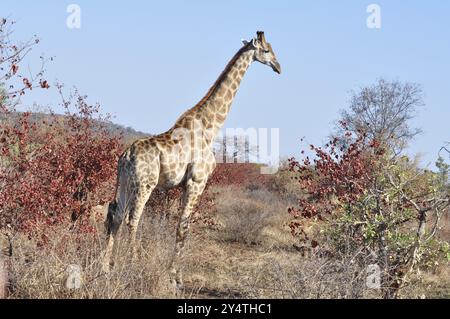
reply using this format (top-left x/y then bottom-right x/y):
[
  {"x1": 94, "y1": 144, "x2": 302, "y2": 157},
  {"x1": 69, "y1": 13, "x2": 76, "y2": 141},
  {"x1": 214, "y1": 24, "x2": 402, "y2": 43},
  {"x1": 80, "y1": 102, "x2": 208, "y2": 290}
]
[
  {"x1": 170, "y1": 41, "x2": 253, "y2": 129},
  {"x1": 196, "y1": 41, "x2": 255, "y2": 108}
]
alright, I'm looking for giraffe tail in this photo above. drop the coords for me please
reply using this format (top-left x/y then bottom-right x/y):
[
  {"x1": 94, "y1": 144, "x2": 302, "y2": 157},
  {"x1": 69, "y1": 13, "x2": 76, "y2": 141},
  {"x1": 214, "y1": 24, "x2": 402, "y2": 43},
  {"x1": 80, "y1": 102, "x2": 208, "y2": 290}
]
[{"x1": 106, "y1": 153, "x2": 128, "y2": 233}]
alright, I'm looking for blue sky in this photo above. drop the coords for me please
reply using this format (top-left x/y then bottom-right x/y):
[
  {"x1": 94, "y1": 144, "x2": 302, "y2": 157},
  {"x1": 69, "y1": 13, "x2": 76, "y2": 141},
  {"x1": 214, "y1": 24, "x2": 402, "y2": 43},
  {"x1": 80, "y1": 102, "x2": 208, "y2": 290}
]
[{"x1": 2, "y1": 1, "x2": 450, "y2": 168}]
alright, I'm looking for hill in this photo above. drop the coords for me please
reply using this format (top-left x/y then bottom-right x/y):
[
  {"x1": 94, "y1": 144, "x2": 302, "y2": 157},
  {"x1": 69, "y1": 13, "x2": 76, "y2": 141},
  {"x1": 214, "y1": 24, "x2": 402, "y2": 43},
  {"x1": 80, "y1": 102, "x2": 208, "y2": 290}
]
[{"x1": 0, "y1": 111, "x2": 149, "y2": 144}]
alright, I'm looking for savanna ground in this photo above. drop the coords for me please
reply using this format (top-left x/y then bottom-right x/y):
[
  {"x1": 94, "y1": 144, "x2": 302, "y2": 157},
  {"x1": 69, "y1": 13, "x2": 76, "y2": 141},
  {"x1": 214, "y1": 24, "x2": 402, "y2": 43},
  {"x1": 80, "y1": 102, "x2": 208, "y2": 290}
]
[{"x1": 4, "y1": 166, "x2": 450, "y2": 299}]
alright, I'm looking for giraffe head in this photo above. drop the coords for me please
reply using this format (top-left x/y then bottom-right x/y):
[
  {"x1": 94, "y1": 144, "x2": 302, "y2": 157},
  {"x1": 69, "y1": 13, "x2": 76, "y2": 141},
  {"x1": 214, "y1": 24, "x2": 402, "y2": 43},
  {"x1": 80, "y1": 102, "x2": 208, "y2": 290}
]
[{"x1": 243, "y1": 31, "x2": 281, "y2": 74}]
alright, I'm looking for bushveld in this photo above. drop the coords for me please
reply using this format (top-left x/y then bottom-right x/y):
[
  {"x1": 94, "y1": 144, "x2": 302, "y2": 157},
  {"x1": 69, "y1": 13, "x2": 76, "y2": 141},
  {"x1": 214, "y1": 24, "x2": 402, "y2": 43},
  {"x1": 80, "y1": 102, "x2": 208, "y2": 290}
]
[{"x1": 0, "y1": 17, "x2": 449, "y2": 299}]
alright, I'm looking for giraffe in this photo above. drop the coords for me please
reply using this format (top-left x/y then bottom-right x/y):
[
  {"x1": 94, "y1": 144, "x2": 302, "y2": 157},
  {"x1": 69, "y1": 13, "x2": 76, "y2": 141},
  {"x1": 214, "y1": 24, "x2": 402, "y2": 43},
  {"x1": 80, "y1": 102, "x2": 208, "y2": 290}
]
[{"x1": 101, "y1": 31, "x2": 281, "y2": 290}]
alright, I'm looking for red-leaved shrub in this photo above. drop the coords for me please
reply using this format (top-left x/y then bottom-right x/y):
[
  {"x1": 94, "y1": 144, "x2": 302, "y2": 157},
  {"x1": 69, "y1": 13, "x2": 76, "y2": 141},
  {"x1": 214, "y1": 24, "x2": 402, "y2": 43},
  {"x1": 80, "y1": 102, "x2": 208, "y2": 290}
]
[
  {"x1": 0, "y1": 87, "x2": 122, "y2": 239},
  {"x1": 287, "y1": 122, "x2": 383, "y2": 237}
]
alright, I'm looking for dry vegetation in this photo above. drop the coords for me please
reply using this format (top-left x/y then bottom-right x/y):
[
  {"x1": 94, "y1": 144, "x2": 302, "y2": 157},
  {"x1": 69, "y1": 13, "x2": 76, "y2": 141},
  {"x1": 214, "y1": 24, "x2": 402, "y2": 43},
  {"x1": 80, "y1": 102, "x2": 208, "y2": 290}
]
[
  {"x1": 211, "y1": 186, "x2": 286, "y2": 245},
  {"x1": 8, "y1": 213, "x2": 173, "y2": 299},
  {"x1": 3, "y1": 180, "x2": 449, "y2": 299},
  {"x1": 1, "y1": 17, "x2": 449, "y2": 300}
]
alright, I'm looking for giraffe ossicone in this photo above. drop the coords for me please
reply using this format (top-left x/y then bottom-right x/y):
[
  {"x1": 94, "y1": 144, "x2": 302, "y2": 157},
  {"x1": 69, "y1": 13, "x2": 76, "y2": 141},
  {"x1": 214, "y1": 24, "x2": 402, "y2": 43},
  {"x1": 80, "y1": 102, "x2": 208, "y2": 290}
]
[{"x1": 101, "y1": 31, "x2": 281, "y2": 292}]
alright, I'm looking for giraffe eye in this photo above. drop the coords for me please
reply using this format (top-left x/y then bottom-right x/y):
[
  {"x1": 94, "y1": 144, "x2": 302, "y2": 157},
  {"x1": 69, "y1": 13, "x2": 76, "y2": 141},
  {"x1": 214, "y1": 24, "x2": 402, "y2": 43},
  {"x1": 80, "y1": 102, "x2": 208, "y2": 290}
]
[{"x1": 264, "y1": 49, "x2": 270, "y2": 53}]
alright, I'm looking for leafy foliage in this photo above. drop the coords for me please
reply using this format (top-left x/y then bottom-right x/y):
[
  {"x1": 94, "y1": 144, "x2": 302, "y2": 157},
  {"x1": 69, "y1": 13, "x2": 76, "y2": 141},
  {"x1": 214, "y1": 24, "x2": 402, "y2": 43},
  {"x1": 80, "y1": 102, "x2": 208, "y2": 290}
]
[
  {"x1": 289, "y1": 121, "x2": 449, "y2": 298},
  {"x1": 0, "y1": 18, "x2": 122, "y2": 239},
  {"x1": 0, "y1": 88, "x2": 122, "y2": 238}
]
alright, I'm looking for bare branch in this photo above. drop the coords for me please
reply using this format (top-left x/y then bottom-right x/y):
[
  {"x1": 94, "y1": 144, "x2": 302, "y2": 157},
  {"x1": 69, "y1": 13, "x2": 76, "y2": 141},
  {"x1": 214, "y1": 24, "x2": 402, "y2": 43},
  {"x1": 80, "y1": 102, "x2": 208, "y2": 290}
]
[{"x1": 336, "y1": 78, "x2": 424, "y2": 154}]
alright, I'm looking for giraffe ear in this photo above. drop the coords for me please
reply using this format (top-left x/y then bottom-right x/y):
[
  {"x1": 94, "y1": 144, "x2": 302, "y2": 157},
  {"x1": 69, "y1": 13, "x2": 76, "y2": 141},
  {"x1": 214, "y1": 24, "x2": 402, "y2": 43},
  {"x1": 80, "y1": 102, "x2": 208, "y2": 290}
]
[{"x1": 242, "y1": 39, "x2": 258, "y2": 49}]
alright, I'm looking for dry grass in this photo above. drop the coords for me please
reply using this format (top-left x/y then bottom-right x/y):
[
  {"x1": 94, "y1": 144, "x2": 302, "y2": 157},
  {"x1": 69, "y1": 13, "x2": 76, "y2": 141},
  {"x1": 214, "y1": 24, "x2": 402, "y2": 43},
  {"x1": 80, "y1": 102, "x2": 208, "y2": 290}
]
[
  {"x1": 211, "y1": 185, "x2": 289, "y2": 246},
  {"x1": 2, "y1": 185, "x2": 449, "y2": 299},
  {"x1": 0, "y1": 264, "x2": 6, "y2": 298},
  {"x1": 398, "y1": 265, "x2": 450, "y2": 299},
  {"x1": 271, "y1": 162, "x2": 306, "y2": 204},
  {"x1": 242, "y1": 252, "x2": 370, "y2": 299},
  {"x1": 8, "y1": 213, "x2": 175, "y2": 299},
  {"x1": 183, "y1": 236, "x2": 376, "y2": 299}
]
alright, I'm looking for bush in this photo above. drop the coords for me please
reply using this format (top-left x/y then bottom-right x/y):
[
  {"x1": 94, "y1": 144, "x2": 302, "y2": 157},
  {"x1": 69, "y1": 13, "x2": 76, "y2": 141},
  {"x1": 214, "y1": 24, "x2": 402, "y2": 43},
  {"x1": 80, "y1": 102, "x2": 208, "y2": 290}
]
[
  {"x1": 288, "y1": 122, "x2": 450, "y2": 298},
  {"x1": 0, "y1": 87, "x2": 122, "y2": 238},
  {"x1": 271, "y1": 160, "x2": 306, "y2": 204},
  {"x1": 0, "y1": 18, "x2": 122, "y2": 238},
  {"x1": 213, "y1": 186, "x2": 283, "y2": 245}
]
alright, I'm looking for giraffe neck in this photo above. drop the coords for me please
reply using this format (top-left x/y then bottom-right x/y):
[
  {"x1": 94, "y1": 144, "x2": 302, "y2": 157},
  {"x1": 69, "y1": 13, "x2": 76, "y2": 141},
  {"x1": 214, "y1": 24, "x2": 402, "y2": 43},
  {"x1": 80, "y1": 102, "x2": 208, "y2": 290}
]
[
  {"x1": 197, "y1": 45, "x2": 254, "y2": 117},
  {"x1": 173, "y1": 45, "x2": 255, "y2": 145}
]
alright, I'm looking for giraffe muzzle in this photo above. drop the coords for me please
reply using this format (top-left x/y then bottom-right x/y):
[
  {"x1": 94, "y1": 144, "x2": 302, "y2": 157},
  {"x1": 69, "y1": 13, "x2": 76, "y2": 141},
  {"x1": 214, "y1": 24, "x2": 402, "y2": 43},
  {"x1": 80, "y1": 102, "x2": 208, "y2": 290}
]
[{"x1": 271, "y1": 61, "x2": 282, "y2": 74}]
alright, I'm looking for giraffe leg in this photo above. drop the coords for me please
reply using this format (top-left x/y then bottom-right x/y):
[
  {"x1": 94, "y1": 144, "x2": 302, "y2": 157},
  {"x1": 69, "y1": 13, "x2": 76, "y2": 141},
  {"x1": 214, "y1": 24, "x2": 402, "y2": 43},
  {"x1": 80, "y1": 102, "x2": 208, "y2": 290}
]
[
  {"x1": 102, "y1": 233, "x2": 114, "y2": 274},
  {"x1": 170, "y1": 178, "x2": 206, "y2": 292},
  {"x1": 127, "y1": 183, "x2": 156, "y2": 260},
  {"x1": 102, "y1": 179, "x2": 155, "y2": 271}
]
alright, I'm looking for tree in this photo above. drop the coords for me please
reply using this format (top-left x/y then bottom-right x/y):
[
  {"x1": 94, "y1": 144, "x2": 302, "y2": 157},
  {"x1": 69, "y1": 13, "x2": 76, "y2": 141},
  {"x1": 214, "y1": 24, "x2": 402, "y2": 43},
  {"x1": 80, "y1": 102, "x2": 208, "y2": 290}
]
[
  {"x1": 289, "y1": 123, "x2": 450, "y2": 299},
  {"x1": 213, "y1": 135, "x2": 259, "y2": 163},
  {"x1": 0, "y1": 17, "x2": 42, "y2": 295},
  {"x1": 0, "y1": 18, "x2": 50, "y2": 111},
  {"x1": 436, "y1": 156, "x2": 449, "y2": 185},
  {"x1": 0, "y1": 18, "x2": 122, "y2": 239},
  {"x1": 440, "y1": 143, "x2": 450, "y2": 160},
  {"x1": 337, "y1": 79, "x2": 424, "y2": 153}
]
